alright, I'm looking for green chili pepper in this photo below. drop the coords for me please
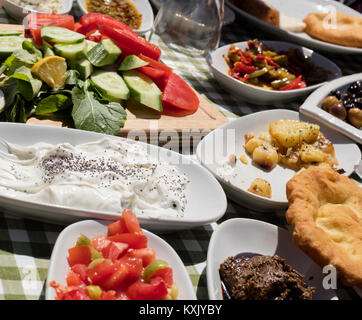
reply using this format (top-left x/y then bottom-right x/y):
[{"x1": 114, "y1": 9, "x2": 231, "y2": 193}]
[
  {"x1": 143, "y1": 260, "x2": 169, "y2": 282},
  {"x1": 76, "y1": 234, "x2": 91, "y2": 246},
  {"x1": 86, "y1": 285, "x2": 102, "y2": 300},
  {"x1": 248, "y1": 67, "x2": 268, "y2": 79}
]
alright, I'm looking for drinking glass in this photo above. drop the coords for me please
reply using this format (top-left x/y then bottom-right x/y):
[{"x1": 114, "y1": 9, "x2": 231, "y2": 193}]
[{"x1": 150, "y1": 0, "x2": 224, "y2": 56}]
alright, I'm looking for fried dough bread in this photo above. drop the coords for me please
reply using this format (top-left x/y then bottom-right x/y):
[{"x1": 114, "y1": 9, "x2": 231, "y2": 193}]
[
  {"x1": 286, "y1": 167, "x2": 362, "y2": 287},
  {"x1": 303, "y1": 11, "x2": 362, "y2": 48}
]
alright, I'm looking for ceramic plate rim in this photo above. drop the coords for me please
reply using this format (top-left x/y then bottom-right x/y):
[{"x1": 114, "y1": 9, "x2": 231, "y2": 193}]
[
  {"x1": 226, "y1": 0, "x2": 362, "y2": 54},
  {"x1": 0, "y1": 122, "x2": 227, "y2": 229},
  {"x1": 196, "y1": 109, "x2": 361, "y2": 206},
  {"x1": 3, "y1": 0, "x2": 73, "y2": 18},
  {"x1": 206, "y1": 217, "x2": 338, "y2": 300},
  {"x1": 208, "y1": 40, "x2": 342, "y2": 96},
  {"x1": 300, "y1": 73, "x2": 362, "y2": 145},
  {"x1": 45, "y1": 219, "x2": 197, "y2": 300},
  {"x1": 76, "y1": 0, "x2": 154, "y2": 34}
]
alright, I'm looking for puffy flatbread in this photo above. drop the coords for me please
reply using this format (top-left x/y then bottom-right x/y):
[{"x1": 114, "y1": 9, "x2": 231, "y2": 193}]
[{"x1": 303, "y1": 11, "x2": 362, "y2": 48}]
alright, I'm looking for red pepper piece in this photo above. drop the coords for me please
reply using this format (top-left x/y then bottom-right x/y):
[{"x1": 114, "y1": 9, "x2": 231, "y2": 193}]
[
  {"x1": 232, "y1": 62, "x2": 256, "y2": 75},
  {"x1": 279, "y1": 75, "x2": 306, "y2": 91}
]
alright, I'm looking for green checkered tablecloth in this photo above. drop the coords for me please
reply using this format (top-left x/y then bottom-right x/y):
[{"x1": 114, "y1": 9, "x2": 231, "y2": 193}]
[{"x1": 0, "y1": 2, "x2": 362, "y2": 300}]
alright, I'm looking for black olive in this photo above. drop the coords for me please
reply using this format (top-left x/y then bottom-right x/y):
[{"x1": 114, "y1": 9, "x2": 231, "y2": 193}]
[
  {"x1": 347, "y1": 82, "x2": 360, "y2": 94},
  {"x1": 330, "y1": 89, "x2": 341, "y2": 99},
  {"x1": 357, "y1": 99, "x2": 362, "y2": 109},
  {"x1": 344, "y1": 103, "x2": 353, "y2": 110}
]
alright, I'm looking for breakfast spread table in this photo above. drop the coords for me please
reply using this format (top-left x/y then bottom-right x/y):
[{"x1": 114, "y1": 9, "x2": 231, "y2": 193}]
[{"x1": 0, "y1": 1, "x2": 361, "y2": 301}]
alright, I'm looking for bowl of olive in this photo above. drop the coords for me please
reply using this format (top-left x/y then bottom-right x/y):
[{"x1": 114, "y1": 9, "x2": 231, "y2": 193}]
[{"x1": 300, "y1": 73, "x2": 362, "y2": 144}]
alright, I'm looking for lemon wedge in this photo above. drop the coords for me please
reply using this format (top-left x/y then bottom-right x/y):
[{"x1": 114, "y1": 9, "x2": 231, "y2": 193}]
[{"x1": 31, "y1": 56, "x2": 67, "y2": 90}]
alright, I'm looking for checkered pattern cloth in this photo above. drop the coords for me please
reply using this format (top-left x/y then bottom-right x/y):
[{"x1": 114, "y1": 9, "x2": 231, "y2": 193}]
[{"x1": 0, "y1": 1, "x2": 361, "y2": 300}]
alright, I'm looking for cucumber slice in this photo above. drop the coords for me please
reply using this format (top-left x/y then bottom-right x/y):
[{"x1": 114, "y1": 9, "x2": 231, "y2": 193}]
[
  {"x1": 118, "y1": 55, "x2": 149, "y2": 71},
  {"x1": 87, "y1": 39, "x2": 121, "y2": 67},
  {"x1": 0, "y1": 36, "x2": 25, "y2": 58},
  {"x1": 41, "y1": 26, "x2": 85, "y2": 44},
  {"x1": 77, "y1": 58, "x2": 93, "y2": 80},
  {"x1": 90, "y1": 70, "x2": 130, "y2": 102},
  {"x1": 0, "y1": 29, "x2": 22, "y2": 36},
  {"x1": 44, "y1": 47, "x2": 55, "y2": 57},
  {"x1": 86, "y1": 40, "x2": 98, "y2": 53},
  {"x1": 123, "y1": 70, "x2": 162, "y2": 112},
  {"x1": 54, "y1": 41, "x2": 88, "y2": 67}
]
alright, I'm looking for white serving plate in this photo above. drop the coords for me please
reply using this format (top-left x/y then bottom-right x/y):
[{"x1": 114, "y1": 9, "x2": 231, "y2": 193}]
[
  {"x1": 207, "y1": 41, "x2": 341, "y2": 105},
  {"x1": 45, "y1": 219, "x2": 196, "y2": 300},
  {"x1": 0, "y1": 123, "x2": 227, "y2": 231},
  {"x1": 207, "y1": 218, "x2": 338, "y2": 300},
  {"x1": 3, "y1": 0, "x2": 73, "y2": 22},
  {"x1": 77, "y1": 0, "x2": 154, "y2": 34},
  {"x1": 196, "y1": 109, "x2": 361, "y2": 212},
  {"x1": 150, "y1": 0, "x2": 235, "y2": 26},
  {"x1": 226, "y1": 0, "x2": 362, "y2": 54},
  {"x1": 300, "y1": 73, "x2": 362, "y2": 145}
]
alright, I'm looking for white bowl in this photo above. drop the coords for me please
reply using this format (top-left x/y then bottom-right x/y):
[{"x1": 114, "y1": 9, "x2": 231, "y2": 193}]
[
  {"x1": 300, "y1": 73, "x2": 362, "y2": 145},
  {"x1": 3, "y1": 0, "x2": 73, "y2": 23},
  {"x1": 207, "y1": 218, "x2": 338, "y2": 300},
  {"x1": 77, "y1": 0, "x2": 154, "y2": 35},
  {"x1": 45, "y1": 219, "x2": 196, "y2": 300},
  {"x1": 207, "y1": 41, "x2": 342, "y2": 105},
  {"x1": 0, "y1": 122, "x2": 227, "y2": 231},
  {"x1": 196, "y1": 109, "x2": 361, "y2": 212}
]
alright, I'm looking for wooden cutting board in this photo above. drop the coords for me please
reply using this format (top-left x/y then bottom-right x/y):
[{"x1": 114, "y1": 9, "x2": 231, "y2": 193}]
[{"x1": 2, "y1": 24, "x2": 228, "y2": 146}]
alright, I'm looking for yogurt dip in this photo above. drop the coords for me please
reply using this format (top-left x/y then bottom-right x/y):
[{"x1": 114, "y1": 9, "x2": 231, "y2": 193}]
[{"x1": 0, "y1": 138, "x2": 189, "y2": 218}]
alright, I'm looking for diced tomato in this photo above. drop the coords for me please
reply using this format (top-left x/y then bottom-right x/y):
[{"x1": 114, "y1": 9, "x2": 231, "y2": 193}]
[
  {"x1": 107, "y1": 233, "x2": 148, "y2": 249},
  {"x1": 26, "y1": 13, "x2": 75, "y2": 45},
  {"x1": 108, "y1": 219, "x2": 128, "y2": 236},
  {"x1": 102, "y1": 241, "x2": 129, "y2": 260},
  {"x1": 66, "y1": 270, "x2": 83, "y2": 286},
  {"x1": 50, "y1": 281, "x2": 90, "y2": 300},
  {"x1": 161, "y1": 72, "x2": 199, "y2": 116},
  {"x1": 100, "y1": 25, "x2": 161, "y2": 61},
  {"x1": 126, "y1": 277, "x2": 168, "y2": 300},
  {"x1": 127, "y1": 248, "x2": 156, "y2": 267},
  {"x1": 138, "y1": 54, "x2": 172, "y2": 73},
  {"x1": 67, "y1": 245, "x2": 92, "y2": 267},
  {"x1": 101, "y1": 257, "x2": 143, "y2": 290},
  {"x1": 100, "y1": 290, "x2": 118, "y2": 300},
  {"x1": 100, "y1": 262, "x2": 128, "y2": 290},
  {"x1": 118, "y1": 257, "x2": 143, "y2": 281},
  {"x1": 279, "y1": 75, "x2": 306, "y2": 91},
  {"x1": 71, "y1": 264, "x2": 88, "y2": 283},
  {"x1": 151, "y1": 268, "x2": 173, "y2": 288},
  {"x1": 86, "y1": 259, "x2": 115, "y2": 285},
  {"x1": 138, "y1": 66, "x2": 166, "y2": 79},
  {"x1": 122, "y1": 209, "x2": 142, "y2": 233},
  {"x1": 91, "y1": 235, "x2": 111, "y2": 252}
]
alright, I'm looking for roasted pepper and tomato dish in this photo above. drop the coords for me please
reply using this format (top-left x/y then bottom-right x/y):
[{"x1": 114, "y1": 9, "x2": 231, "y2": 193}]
[{"x1": 223, "y1": 39, "x2": 333, "y2": 91}]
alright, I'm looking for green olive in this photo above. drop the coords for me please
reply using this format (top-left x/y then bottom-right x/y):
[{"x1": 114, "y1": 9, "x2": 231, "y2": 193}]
[
  {"x1": 321, "y1": 96, "x2": 340, "y2": 111},
  {"x1": 348, "y1": 108, "x2": 362, "y2": 128},
  {"x1": 328, "y1": 103, "x2": 347, "y2": 121}
]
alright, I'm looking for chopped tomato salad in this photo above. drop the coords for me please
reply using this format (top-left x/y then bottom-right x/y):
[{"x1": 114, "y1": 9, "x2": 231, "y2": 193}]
[{"x1": 50, "y1": 210, "x2": 178, "y2": 300}]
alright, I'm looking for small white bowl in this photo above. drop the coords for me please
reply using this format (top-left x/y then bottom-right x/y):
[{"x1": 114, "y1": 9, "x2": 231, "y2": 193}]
[
  {"x1": 196, "y1": 109, "x2": 361, "y2": 212},
  {"x1": 77, "y1": 0, "x2": 154, "y2": 35},
  {"x1": 207, "y1": 41, "x2": 342, "y2": 105},
  {"x1": 3, "y1": 0, "x2": 73, "y2": 23},
  {"x1": 207, "y1": 218, "x2": 338, "y2": 300},
  {"x1": 300, "y1": 73, "x2": 362, "y2": 145},
  {"x1": 46, "y1": 219, "x2": 197, "y2": 300}
]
